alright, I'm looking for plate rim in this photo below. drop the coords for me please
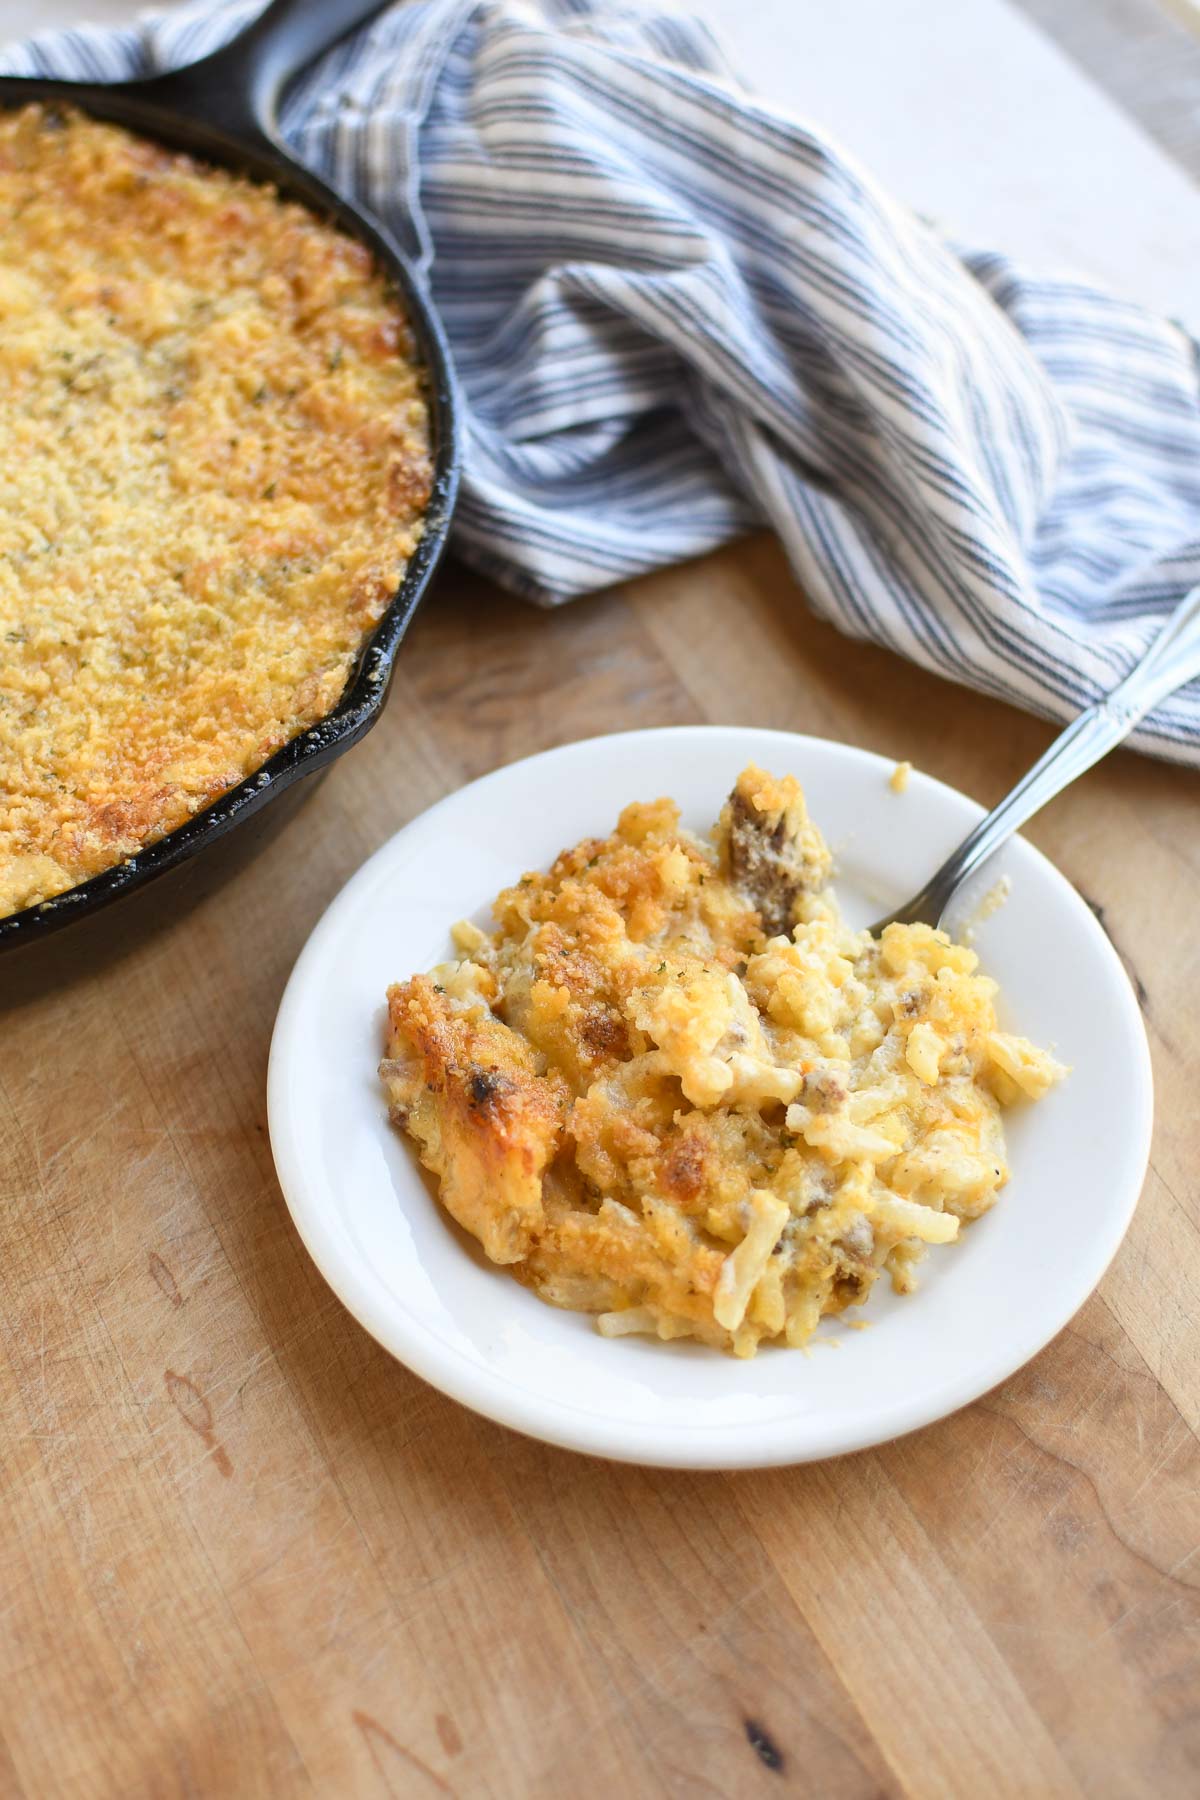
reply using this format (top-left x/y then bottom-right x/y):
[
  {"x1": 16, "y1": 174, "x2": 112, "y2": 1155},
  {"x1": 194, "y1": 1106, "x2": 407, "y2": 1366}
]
[{"x1": 267, "y1": 724, "x2": 1155, "y2": 1469}]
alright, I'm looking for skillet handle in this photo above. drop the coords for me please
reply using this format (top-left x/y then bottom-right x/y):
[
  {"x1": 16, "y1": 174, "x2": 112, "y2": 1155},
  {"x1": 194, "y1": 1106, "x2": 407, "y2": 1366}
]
[{"x1": 133, "y1": 0, "x2": 390, "y2": 145}]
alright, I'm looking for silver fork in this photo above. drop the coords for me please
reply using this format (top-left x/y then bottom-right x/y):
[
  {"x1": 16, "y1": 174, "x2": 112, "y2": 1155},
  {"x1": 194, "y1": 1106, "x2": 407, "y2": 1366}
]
[{"x1": 870, "y1": 583, "x2": 1200, "y2": 934}]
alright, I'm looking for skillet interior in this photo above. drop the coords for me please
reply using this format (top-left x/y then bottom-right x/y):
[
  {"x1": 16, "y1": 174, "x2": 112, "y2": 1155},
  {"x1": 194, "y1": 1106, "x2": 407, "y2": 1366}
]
[{"x1": 0, "y1": 73, "x2": 460, "y2": 958}]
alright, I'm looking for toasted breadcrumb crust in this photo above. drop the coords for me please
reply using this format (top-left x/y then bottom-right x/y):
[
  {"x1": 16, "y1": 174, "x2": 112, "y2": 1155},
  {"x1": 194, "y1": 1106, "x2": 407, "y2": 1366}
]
[
  {"x1": 381, "y1": 766, "x2": 1066, "y2": 1355},
  {"x1": 0, "y1": 106, "x2": 431, "y2": 919}
]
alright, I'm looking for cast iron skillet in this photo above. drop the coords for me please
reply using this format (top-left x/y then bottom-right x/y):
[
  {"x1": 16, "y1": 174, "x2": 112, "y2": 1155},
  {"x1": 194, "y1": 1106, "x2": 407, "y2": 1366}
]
[{"x1": 0, "y1": 0, "x2": 460, "y2": 966}]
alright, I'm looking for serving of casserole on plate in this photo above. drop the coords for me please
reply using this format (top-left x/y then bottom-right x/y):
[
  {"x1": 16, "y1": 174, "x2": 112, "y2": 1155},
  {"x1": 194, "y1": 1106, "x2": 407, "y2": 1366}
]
[
  {"x1": 268, "y1": 727, "x2": 1152, "y2": 1468},
  {"x1": 380, "y1": 765, "x2": 1065, "y2": 1357},
  {"x1": 0, "y1": 106, "x2": 432, "y2": 923}
]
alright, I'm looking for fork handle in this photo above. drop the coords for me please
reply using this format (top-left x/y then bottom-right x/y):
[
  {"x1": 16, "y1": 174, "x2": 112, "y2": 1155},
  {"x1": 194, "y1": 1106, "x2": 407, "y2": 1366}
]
[{"x1": 889, "y1": 582, "x2": 1200, "y2": 928}]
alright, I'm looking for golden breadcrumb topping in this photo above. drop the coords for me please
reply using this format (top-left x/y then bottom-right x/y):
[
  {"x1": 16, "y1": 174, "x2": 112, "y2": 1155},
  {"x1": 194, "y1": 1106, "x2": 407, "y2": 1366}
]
[
  {"x1": 0, "y1": 106, "x2": 431, "y2": 919},
  {"x1": 381, "y1": 767, "x2": 1066, "y2": 1357}
]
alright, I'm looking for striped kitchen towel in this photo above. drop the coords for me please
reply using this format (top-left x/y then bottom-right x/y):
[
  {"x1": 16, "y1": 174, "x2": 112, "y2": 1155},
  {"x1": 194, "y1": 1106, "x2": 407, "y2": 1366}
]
[{"x1": 9, "y1": 0, "x2": 1200, "y2": 762}]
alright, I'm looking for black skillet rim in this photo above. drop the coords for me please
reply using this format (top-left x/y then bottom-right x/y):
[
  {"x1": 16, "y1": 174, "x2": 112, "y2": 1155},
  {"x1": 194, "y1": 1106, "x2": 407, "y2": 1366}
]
[{"x1": 0, "y1": 83, "x2": 461, "y2": 954}]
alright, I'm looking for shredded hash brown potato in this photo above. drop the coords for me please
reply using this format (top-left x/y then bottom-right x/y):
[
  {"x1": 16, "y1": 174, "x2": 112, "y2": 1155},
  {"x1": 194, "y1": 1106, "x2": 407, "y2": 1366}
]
[
  {"x1": 380, "y1": 767, "x2": 1066, "y2": 1356},
  {"x1": 0, "y1": 106, "x2": 431, "y2": 919}
]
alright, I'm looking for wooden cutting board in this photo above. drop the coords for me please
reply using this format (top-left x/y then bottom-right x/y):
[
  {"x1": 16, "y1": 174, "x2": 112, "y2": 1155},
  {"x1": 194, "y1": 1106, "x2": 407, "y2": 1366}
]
[{"x1": 2, "y1": 535, "x2": 1198, "y2": 1797}]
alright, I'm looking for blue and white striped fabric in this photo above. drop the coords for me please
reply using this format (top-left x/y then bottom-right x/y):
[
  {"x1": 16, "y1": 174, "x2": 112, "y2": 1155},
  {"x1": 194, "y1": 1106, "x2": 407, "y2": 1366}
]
[{"x1": 9, "y1": 0, "x2": 1200, "y2": 761}]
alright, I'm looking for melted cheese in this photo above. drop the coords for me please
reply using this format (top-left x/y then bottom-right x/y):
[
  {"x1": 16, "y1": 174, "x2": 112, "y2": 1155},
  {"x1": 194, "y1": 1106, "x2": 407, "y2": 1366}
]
[{"x1": 380, "y1": 771, "x2": 1067, "y2": 1355}]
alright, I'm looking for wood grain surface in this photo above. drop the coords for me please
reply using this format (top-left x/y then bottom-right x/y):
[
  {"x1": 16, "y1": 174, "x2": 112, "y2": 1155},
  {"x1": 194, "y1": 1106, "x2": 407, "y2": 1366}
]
[{"x1": 2, "y1": 534, "x2": 1198, "y2": 1798}]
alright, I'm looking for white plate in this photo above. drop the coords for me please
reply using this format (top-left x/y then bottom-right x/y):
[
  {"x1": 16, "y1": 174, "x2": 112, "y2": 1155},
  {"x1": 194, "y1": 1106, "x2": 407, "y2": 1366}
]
[{"x1": 268, "y1": 727, "x2": 1152, "y2": 1468}]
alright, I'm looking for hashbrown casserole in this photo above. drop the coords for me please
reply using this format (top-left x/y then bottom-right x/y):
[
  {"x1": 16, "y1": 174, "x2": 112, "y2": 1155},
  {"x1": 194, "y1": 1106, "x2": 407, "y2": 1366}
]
[
  {"x1": 0, "y1": 106, "x2": 431, "y2": 920},
  {"x1": 381, "y1": 770, "x2": 1066, "y2": 1358}
]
